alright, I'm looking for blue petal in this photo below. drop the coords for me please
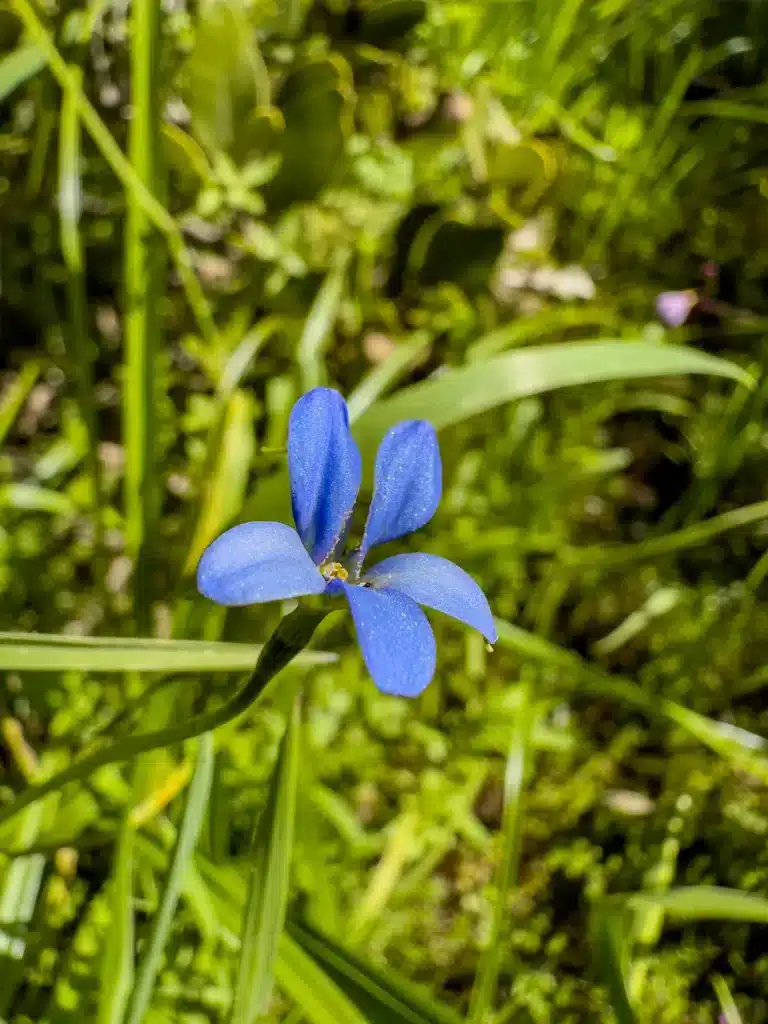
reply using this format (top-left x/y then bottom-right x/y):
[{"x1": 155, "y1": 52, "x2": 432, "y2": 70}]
[
  {"x1": 365, "y1": 553, "x2": 497, "y2": 642},
  {"x1": 340, "y1": 581, "x2": 436, "y2": 697},
  {"x1": 359, "y1": 420, "x2": 441, "y2": 564},
  {"x1": 288, "y1": 388, "x2": 362, "y2": 564},
  {"x1": 197, "y1": 522, "x2": 326, "y2": 606}
]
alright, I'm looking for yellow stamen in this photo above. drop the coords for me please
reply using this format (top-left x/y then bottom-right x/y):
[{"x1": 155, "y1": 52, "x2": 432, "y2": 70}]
[{"x1": 322, "y1": 561, "x2": 349, "y2": 582}]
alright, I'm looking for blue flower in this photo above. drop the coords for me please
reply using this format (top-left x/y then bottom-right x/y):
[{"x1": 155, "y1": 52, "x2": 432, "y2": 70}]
[{"x1": 197, "y1": 387, "x2": 497, "y2": 697}]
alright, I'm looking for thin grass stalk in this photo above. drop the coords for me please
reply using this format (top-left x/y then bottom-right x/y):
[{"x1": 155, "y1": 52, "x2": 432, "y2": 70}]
[
  {"x1": 467, "y1": 676, "x2": 533, "y2": 1023},
  {"x1": 58, "y1": 68, "x2": 102, "y2": 550},
  {"x1": 9, "y1": 0, "x2": 218, "y2": 345},
  {"x1": 123, "y1": 0, "x2": 164, "y2": 628},
  {"x1": 123, "y1": 734, "x2": 215, "y2": 1024}
]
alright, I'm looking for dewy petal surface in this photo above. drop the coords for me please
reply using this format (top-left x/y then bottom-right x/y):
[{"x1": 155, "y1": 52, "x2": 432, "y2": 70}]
[
  {"x1": 340, "y1": 581, "x2": 436, "y2": 697},
  {"x1": 197, "y1": 522, "x2": 326, "y2": 606},
  {"x1": 366, "y1": 553, "x2": 497, "y2": 642},
  {"x1": 359, "y1": 420, "x2": 441, "y2": 563},
  {"x1": 288, "y1": 388, "x2": 362, "y2": 564}
]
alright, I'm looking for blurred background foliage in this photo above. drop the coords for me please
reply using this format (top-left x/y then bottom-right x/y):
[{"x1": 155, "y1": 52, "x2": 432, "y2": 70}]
[{"x1": 2, "y1": 0, "x2": 768, "y2": 1021}]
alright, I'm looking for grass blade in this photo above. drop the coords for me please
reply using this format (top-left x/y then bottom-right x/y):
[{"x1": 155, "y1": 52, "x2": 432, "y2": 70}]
[
  {"x1": 184, "y1": 389, "x2": 255, "y2": 574},
  {"x1": 493, "y1": 619, "x2": 768, "y2": 782},
  {"x1": 58, "y1": 67, "x2": 102, "y2": 545},
  {"x1": 288, "y1": 920, "x2": 463, "y2": 1024},
  {"x1": 0, "y1": 363, "x2": 41, "y2": 446},
  {"x1": 468, "y1": 677, "x2": 533, "y2": 1024},
  {"x1": 712, "y1": 973, "x2": 743, "y2": 1024},
  {"x1": 124, "y1": 733, "x2": 215, "y2": 1024},
  {"x1": 97, "y1": 813, "x2": 134, "y2": 1024},
  {"x1": 0, "y1": 633, "x2": 335, "y2": 673},
  {"x1": 275, "y1": 933, "x2": 370, "y2": 1024},
  {"x1": 297, "y1": 252, "x2": 349, "y2": 392},
  {"x1": 346, "y1": 332, "x2": 432, "y2": 423},
  {"x1": 626, "y1": 886, "x2": 768, "y2": 923},
  {"x1": 0, "y1": 41, "x2": 44, "y2": 102},
  {"x1": 231, "y1": 696, "x2": 302, "y2": 1023},
  {"x1": 591, "y1": 904, "x2": 636, "y2": 1024},
  {"x1": 9, "y1": 0, "x2": 218, "y2": 344},
  {"x1": 123, "y1": 0, "x2": 163, "y2": 628},
  {"x1": 564, "y1": 500, "x2": 768, "y2": 571},
  {"x1": 0, "y1": 722, "x2": 52, "y2": 1015}
]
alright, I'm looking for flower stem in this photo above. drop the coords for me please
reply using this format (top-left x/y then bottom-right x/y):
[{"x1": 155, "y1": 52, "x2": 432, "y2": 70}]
[{"x1": 0, "y1": 609, "x2": 328, "y2": 829}]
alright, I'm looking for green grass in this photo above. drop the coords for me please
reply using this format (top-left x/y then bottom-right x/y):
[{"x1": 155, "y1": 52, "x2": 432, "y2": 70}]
[{"x1": 1, "y1": 1, "x2": 768, "y2": 1021}]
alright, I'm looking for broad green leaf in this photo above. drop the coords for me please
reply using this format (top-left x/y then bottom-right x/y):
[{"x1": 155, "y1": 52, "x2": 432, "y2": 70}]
[
  {"x1": 181, "y1": 0, "x2": 270, "y2": 157},
  {"x1": 467, "y1": 307, "x2": 618, "y2": 362},
  {"x1": 288, "y1": 921, "x2": 463, "y2": 1024},
  {"x1": 268, "y1": 58, "x2": 350, "y2": 205},
  {"x1": 231, "y1": 698, "x2": 301, "y2": 1024},
  {"x1": 353, "y1": 342, "x2": 751, "y2": 458},
  {"x1": 0, "y1": 43, "x2": 45, "y2": 103},
  {"x1": 0, "y1": 633, "x2": 335, "y2": 673},
  {"x1": 247, "y1": 341, "x2": 749, "y2": 519}
]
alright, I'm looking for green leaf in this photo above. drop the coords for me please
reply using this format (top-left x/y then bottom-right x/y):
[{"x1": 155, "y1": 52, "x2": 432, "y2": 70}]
[
  {"x1": 493, "y1": 619, "x2": 768, "y2": 782},
  {"x1": 627, "y1": 886, "x2": 768, "y2": 923},
  {"x1": 184, "y1": 388, "x2": 255, "y2": 573},
  {"x1": 712, "y1": 973, "x2": 743, "y2": 1024},
  {"x1": 353, "y1": 342, "x2": 751, "y2": 458},
  {"x1": 124, "y1": 735, "x2": 215, "y2": 1024},
  {"x1": 0, "y1": 364, "x2": 40, "y2": 448},
  {"x1": 0, "y1": 43, "x2": 45, "y2": 103},
  {"x1": 0, "y1": 633, "x2": 335, "y2": 673},
  {"x1": 0, "y1": 484, "x2": 74, "y2": 516},
  {"x1": 297, "y1": 252, "x2": 350, "y2": 392},
  {"x1": 288, "y1": 921, "x2": 463, "y2": 1024},
  {"x1": 346, "y1": 332, "x2": 432, "y2": 423},
  {"x1": 564, "y1": 499, "x2": 768, "y2": 572},
  {"x1": 359, "y1": 0, "x2": 427, "y2": 44},
  {"x1": 232, "y1": 698, "x2": 302, "y2": 1024},
  {"x1": 247, "y1": 341, "x2": 748, "y2": 519},
  {"x1": 182, "y1": 0, "x2": 270, "y2": 157},
  {"x1": 275, "y1": 933, "x2": 371, "y2": 1024},
  {"x1": 468, "y1": 679, "x2": 534, "y2": 1023},
  {"x1": 97, "y1": 821, "x2": 134, "y2": 1024},
  {"x1": 410, "y1": 219, "x2": 505, "y2": 291},
  {"x1": 268, "y1": 59, "x2": 350, "y2": 205},
  {"x1": 591, "y1": 904, "x2": 636, "y2": 1024}
]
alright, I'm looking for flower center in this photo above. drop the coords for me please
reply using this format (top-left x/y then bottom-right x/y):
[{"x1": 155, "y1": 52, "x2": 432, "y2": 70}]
[{"x1": 321, "y1": 561, "x2": 349, "y2": 582}]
